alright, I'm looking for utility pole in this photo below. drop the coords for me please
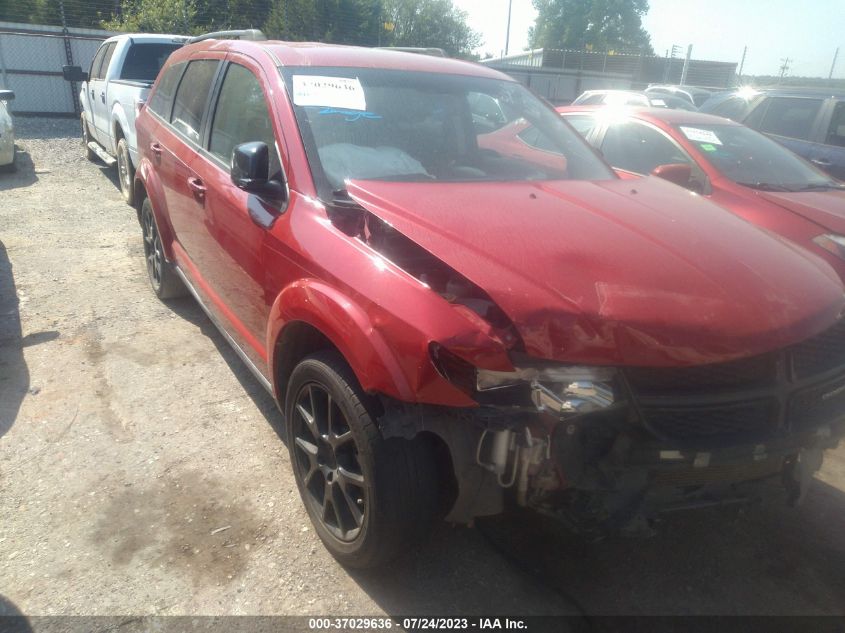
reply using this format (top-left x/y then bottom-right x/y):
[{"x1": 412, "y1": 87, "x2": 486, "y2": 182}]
[
  {"x1": 737, "y1": 45, "x2": 747, "y2": 81},
  {"x1": 504, "y1": 0, "x2": 513, "y2": 57},
  {"x1": 680, "y1": 44, "x2": 692, "y2": 86},
  {"x1": 830, "y1": 47, "x2": 840, "y2": 80},
  {"x1": 778, "y1": 57, "x2": 791, "y2": 83}
]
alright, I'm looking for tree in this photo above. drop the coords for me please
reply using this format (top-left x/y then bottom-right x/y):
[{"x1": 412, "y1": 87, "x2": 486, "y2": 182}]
[
  {"x1": 25, "y1": 0, "x2": 118, "y2": 27},
  {"x1": 382, "y1": 0, "x2": 481, "y2": 58},
  {"x1": 102, "y1": 0, "x2": 199, "y2": 33},
  {"x1": 529, "y1": 0, "x2": 653, "y2": 54}
]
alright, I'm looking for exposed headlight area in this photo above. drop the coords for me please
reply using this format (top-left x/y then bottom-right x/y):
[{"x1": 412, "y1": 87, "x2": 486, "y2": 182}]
[
  {"x1": 813, "y1": 234, "x2": 845, "y2": 260},
  {"x1": 431, "y1": 343, "x2": 618, "y2": 416}
]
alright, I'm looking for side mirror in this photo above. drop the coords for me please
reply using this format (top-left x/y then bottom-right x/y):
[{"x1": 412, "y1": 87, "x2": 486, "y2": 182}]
[
  {"x1": 0, "y1": 90, "x2": 14, "y2": 102},
  {"x1": 231, "y1": 141, "x2": 285, "y2": 198},
  {"x1": 62, "y1": 65, "x2": 88, "y2": 82},
  {"x1": 651, "y1": 163, "x2": 693, "y2": 188}
]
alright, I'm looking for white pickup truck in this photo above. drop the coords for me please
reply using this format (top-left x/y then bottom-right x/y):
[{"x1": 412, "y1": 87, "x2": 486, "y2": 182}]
[{"x1": 63, "y1": 34, "x2": 187, "y2": 205}]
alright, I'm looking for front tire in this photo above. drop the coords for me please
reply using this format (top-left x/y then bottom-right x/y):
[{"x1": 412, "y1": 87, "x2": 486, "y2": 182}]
[
  {"x1": 140, "y1": 198, "x2": 186, "y2": 300},
  {"x1": 117, "y1": 137, "x2": 135, "y2": 206},
  {"x1": 285, "y1": 351, "x2": 440, "y2": 568}
]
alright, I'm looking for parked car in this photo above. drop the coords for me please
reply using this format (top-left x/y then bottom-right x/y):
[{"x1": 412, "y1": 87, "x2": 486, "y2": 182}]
[
  {"x1": 700, "y1": 88, "x2": 845, "y2": 180},
  {"x1": 135, "y1": 35, "x2": 845, "y2": 568},
  {"x1": 645, "y1": 84, "x2": 713, "y2": 107},
  {"x1": 558, "y1": 105, "x2": 845, "y2": 279},
  {"x1": 63, "y1": 33, "x2": 187, "y2": 204},
  {"x1": 572, "y1": 89, "x2": 697, "y2": 111},
  {"x1": 0, "y1": 89, "x2": 14, "y2": 171}
]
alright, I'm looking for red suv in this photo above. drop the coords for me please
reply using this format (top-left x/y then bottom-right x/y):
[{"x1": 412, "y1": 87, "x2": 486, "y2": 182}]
[{"x1": 135, "y1": 33, "x2": 845, "y2": 568}]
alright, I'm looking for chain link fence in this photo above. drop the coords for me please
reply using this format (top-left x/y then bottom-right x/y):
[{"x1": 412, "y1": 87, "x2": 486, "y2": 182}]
[{"x1": 0, "y1": 21, "x2": 113, "y2": 116}]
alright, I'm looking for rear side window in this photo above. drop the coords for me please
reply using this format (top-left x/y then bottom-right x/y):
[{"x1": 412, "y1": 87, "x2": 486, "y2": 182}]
[
  {"x1": 171, "y1": 60, "x2": 219, "y2": 143},
  {"x1": 711, "y1": 96, "x2": 751, "y2": 121},
  {"x1": 148, "y1": 61, "x2": 185, "y2": 120},
  {"x1": 121, "y1": 43, "x2": 182, "y2": 82},
  {"x1": 825, "y1": 101, "x2": 845, "y2": 147},
  {"x1": 209, "y1": 64, "x2": 280, "y2": 175},
  {"x1": 756, "y1": 97, "x2": 823, "y2": 140}
]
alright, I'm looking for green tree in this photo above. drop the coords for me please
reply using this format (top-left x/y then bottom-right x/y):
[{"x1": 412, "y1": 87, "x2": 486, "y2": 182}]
[
  {"x1": 382, "y1": 0, "x2": 481, "y2": 58},
  {"x1": 102, "y1": 0, "x2": 198, "y2": 33},
  {"x1": 25, "y1": 0, "x2": 118, "y2": 27},
  {"x1": 529, "y1": 0, "x2": 653, "y2": 53},
  {"x1": 263, "y1": 0, "x2": 318, "y2": 39}
]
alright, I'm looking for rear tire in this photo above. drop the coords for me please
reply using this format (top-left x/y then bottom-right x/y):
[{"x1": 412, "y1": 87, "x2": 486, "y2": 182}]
[
  {"x1": 140, "y1": 197, "x2": 186, "y2": 300},
  {"x1": 117, "y1": 137, "x2": 135, "y2": 206},
  {"x1": 81, "y1": 115, "x2": 96, "y2": 162},
  {"x1": 285, "y1": 350, "x2": 440, "y2": 569}
]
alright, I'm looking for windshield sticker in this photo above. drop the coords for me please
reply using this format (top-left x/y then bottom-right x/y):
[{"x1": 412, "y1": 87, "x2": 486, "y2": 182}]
[
  {"x1": 318, "y1": 107, "x2": 382, "y2": 122},
  {"x1": 651, "y1": 98, "x2": 666, "y2": 106},
  {"x1": 680, "y1": 126, "x2": 723, "y2": 145},
  {"x1": 292, "y1": 75, "x2": 366, "y2": 111},
  {"x1": 700, "y1": 143, "x2": 717, "y2": 152}
]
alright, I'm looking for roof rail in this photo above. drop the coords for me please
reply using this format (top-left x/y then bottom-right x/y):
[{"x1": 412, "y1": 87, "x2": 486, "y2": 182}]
[
  {"x1": 378, "y1": 47, "x2": 447, "y2": 57},
  {"x1": 187, "y1": 29, "x2": 266, "y2": 44}
]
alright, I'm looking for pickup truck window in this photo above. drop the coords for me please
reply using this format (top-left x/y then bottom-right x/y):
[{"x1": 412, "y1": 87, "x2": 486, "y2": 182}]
[
  {"x1": 171, "y1": 60, "x2": 218, "y2": 143},
  {"x1": 98, "y1": 43, "x2": 117, "y2": 80},
  {"x1": 89, "y1": 44, "x2": 108, "y2": 81},
  {"x1": 148, "y1": 61, "x2": 185, "y2": 120},
  {"x1": 121, "y1": 43, "x2": 182, "y2": 82},
  {"x1": 209, "y1": 63, "x2": 280, "y2": 176}
]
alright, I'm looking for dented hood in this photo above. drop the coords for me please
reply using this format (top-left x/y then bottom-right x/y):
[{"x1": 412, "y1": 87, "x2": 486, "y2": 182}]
[
  {"x1": 755, "y1": 189, "x2": 845, "y2": 235},
  {"x1": 346, "y1": 177, "x2": 845, "y2": 367}
]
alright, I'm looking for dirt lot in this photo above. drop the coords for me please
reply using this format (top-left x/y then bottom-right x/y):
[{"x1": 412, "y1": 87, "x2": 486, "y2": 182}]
[{"x1": 1, "y1": 118, "x2": 844, "y2": 624}]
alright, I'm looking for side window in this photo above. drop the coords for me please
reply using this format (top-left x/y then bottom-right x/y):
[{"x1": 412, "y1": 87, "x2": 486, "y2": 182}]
[
  {"x1": 756, "y1": 97, "x2": 823, "y2": 140},
  {"x1": 712, "y1": 96, "x2": 751, "y2": 121},
  {"x1": 170, "y1": 60, "x2": 219, "y2": 143},
  {"x1": 516, "y1": 125, "x2": 560, "y2": 153},
  {"x1": 209, "y1": 64, "x2": 280, "y2": 176},
  {"x1": 98, "y1": 43, "x2": 117, "y2": 80},
  {"x1": 601, "y1": 121, "x2": 690, "y2": 174},
  {"x1": 148, "y1": 61, "x2": 185, "y2": 120},
  {"x1": 562, "y1": 115, "x2": 596, "y2": 139},
  {"x1": 825, "y1": 101, "x2": 845, "y2": 147},
  {"x1": 89, "y1": 44, "x2": 107, "y2": 81}
]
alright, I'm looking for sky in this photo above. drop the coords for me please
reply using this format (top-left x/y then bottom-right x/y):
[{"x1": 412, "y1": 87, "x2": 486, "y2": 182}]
[{"x1": 452, "y1": 0, "x2": 845, "y2": 78}]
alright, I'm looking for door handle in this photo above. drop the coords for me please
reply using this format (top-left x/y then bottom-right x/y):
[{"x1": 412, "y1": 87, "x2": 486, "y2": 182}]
[
  {"x1": 187, "y1": 176, "x2": 207, "y2": 199},
  {"x1": 100, "y1": 91, "x2": 105, "y2": 104},
  {"x1": 149, "y1": 142, "x2": 163, "y2": 159},
  {"x1": 90, "y1": 89, "x2": 95, "y2": 100}
]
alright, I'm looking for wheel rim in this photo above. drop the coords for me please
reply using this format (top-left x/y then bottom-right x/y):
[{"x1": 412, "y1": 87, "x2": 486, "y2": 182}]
[
  {"x1": 292, "y1": 382, "x2": 366, "y2": 542},
  {"x1": 141, "y1": 205, "x2": 163, "y2": 289},
  {"x1": 118, "y1": 146, "x2": 130, "y2": 192}
]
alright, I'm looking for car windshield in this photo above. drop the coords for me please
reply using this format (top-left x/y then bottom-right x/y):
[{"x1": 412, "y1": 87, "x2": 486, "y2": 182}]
[
  {"x1": 676, "y1": 122, "x2": 840, "y2": 191},
  {"x1": 280, "y1": 67, "x2": 613, "y2": 198}
]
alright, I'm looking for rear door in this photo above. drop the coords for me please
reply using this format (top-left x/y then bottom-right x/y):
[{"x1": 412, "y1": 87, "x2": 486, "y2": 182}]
[{"x1": 808, "y1": 99, "x2": 845, "y2": 180}]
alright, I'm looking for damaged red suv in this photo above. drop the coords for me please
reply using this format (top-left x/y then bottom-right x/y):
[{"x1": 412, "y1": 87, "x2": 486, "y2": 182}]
[{"x1": 134, "y1": 33, "x2": 845, "y2": 568}]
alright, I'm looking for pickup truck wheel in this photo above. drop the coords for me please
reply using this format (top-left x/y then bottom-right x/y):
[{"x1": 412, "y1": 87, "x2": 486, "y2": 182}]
[
  {"x1": 117, "y1": 138, "x2": 135, "y2": 206},
  {"x1": 286, "y1": 351, "x2": 439, "y2": 569},
  {"x1": 140, "y1": 198, "x2": 185, "y2": 300},
  {"x1": 81, "y1": 115, "x2": 95, "y2": 162}
]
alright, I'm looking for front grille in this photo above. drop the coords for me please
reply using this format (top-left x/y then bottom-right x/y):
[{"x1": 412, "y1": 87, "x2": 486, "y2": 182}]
[
  {"x1": 623, "y1": 319, "x2": 845, "y2": 445},
  {"x1": 626, "y1": 353, "x2": 776, "y2": 396},
  {"x1": 788, "y1": 375, "x2": 845, "y2": 432},
  {"x1": 790, "y1": 319, "x2": 845, "y2": 380},
  {"x1": 642, "y1": 400, "x2": 775, "y2": 444}
]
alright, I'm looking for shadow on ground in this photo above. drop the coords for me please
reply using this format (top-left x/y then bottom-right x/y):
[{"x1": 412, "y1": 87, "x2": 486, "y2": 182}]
[
  {"x1": 0, "y1": 241, "x2": 28, "y2": 439},
  {"x1": 0, "y1": 149, "x2": 37, "y2": 192},
  {"x1": 164, "y1": 293, "x2": 845, "y2": 619}
]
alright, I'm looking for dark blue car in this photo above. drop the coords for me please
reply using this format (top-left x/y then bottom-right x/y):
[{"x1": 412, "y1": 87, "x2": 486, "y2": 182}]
[{"x1": 700, "y1": 88, "x2": 845, "y2": 180}]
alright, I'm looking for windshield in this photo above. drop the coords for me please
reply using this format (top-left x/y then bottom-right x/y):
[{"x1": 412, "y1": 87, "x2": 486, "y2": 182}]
[
  {"x1": 281, "y1": 67, "x2": 613, "y2": 198},
  {"x1": 676, "y1": 123, "x2": 839, "y2": 191},
  {"x1": 120, "y1": 43, "x2": 182, "y2": 82}
]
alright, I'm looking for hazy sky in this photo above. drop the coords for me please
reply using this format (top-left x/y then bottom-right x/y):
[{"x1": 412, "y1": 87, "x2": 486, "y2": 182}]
[{"x1": 453, "y1": 0, "x2": 845, "y2": 78}]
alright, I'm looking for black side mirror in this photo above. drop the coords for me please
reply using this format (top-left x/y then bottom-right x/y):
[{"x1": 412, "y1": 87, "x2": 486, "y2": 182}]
[
  {"x1": 231, "y1": 141, "x2": 286, "y2": 199},
  {"x1": 0, "y1": 90, "x2": 14, "y2": 102},
  {"x1": 62, "y1": 65, "x2": 88, "y2": 82}
]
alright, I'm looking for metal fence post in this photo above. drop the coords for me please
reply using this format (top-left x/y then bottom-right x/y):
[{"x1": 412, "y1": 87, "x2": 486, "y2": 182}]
[{"x1": 59, "y1": 0, "x2": 80, "y2": 115}]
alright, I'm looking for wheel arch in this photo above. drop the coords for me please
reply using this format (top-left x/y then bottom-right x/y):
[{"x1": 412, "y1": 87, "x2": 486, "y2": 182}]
[{"x1": 134, "y1": 160, "x2": 177, "y2": 262}]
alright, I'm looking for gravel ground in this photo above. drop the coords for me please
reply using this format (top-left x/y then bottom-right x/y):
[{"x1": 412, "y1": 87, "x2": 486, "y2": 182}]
[{"x1": 1, "y1": 117, "x2": 844, "y2": 626}]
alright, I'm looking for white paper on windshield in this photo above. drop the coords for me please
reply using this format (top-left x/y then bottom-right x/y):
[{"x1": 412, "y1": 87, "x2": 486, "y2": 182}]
[
  {"x1": 292, "y1": 75, "x2": 366, "y2": 111},
  {"x1": 680, "y1": 126, "x2": 723, "y2": 145},
  {"x1": 651, "y1": 98, "x2": 666, "y2": 106}
]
